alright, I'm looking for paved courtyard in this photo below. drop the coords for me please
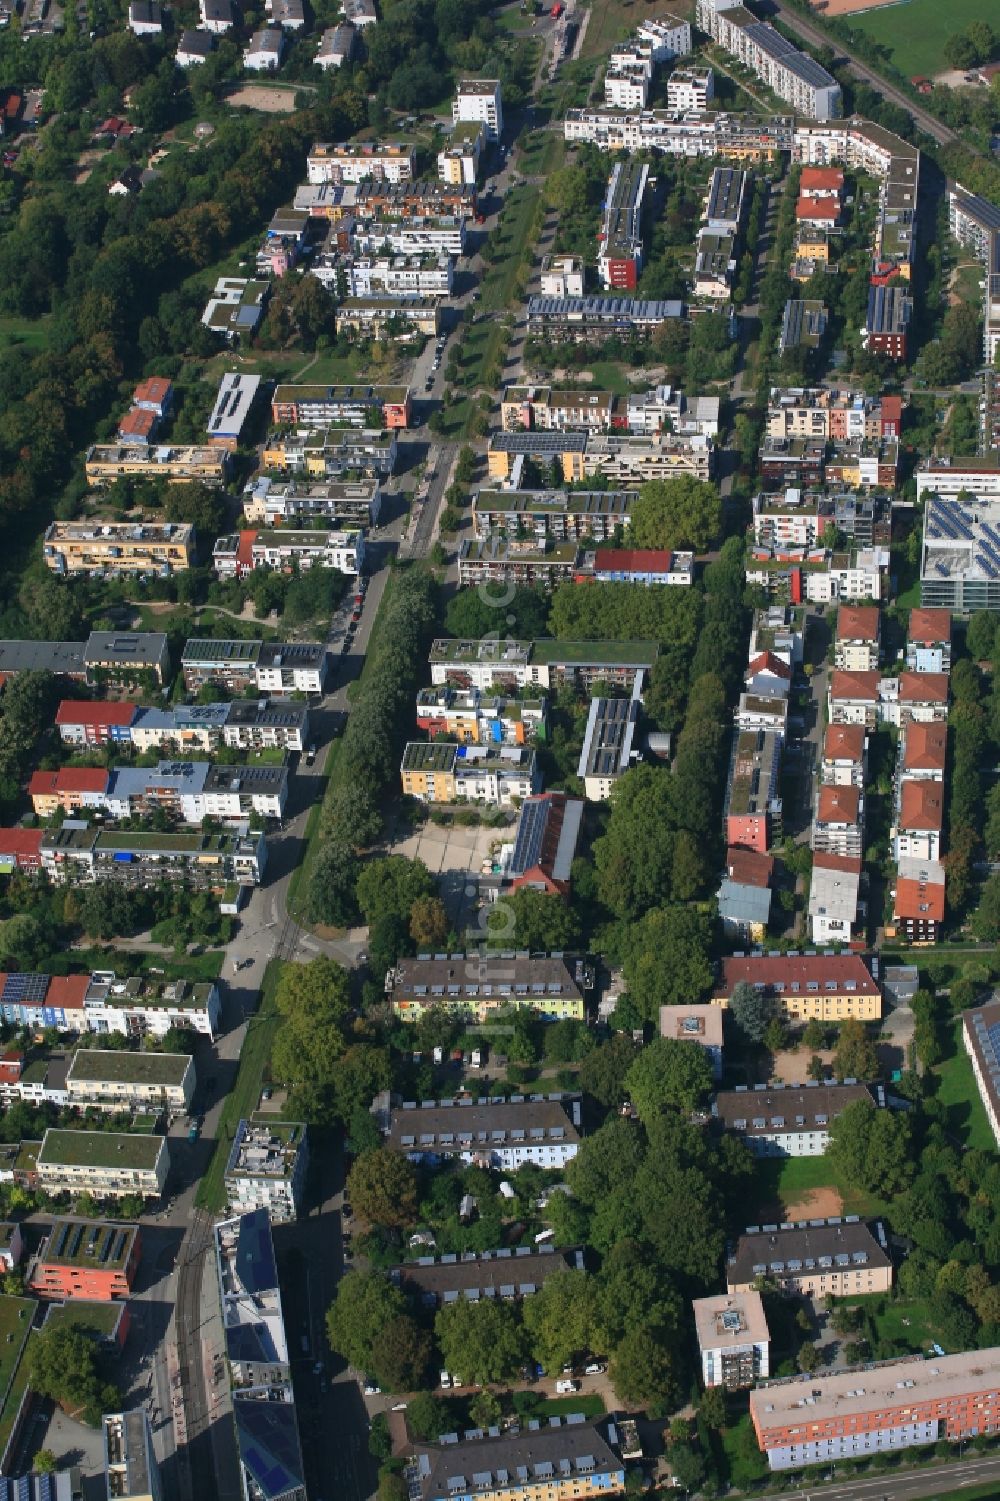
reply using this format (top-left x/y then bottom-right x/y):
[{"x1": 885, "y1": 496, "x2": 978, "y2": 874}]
[{"x1": 389, "y1": 819, "x2": 512, "y2": 936}]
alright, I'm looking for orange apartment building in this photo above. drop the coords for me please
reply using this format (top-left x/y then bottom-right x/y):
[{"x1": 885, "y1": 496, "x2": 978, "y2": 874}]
[
  {"x1": 750, "y1": 1347, "x2": 1000, "y2": 1471},
  {"x1": 28, "y1": 768, "x2": 110, "y2": 818},
  {"x1": 30, "y1": 1217, "x2": 141, "y2": 1302}
]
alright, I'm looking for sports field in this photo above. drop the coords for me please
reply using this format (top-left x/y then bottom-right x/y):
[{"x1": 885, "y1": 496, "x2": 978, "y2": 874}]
[{"x1": 844, "y1": 0, "x2": 997, "y2": 81}]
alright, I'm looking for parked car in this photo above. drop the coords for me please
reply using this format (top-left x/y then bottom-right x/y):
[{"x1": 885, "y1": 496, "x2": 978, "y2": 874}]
[
  {"x1": 363, "y1": 1379, "x2": 380, "y2": 1396},
  {"x1": 555, "y1": 1379, "x2": 578, "y2": 1394},
  {"x1": 584, "y1": 1362, "x2": 605, "y2": 1375}
]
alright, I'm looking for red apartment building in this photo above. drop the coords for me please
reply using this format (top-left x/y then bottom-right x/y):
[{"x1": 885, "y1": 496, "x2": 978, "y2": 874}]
[
  {"x1": 55, "y1": 702, "x2": 138, "y2": 746},
  {"x1": 0, "y1": 829, "x2": 43, "y2": 873},
  {"x1": 30, "y1": 1218, "x2": 141, "y2": 1302}
]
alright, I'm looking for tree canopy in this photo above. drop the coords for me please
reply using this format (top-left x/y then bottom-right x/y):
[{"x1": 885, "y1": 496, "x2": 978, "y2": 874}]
[
  {"x1": 624, "y1": 1036, "x2": 714, "y2": 1120},
  {"x1": 629, "y1": 477, "x2": 722, "y2": 553},
  {"x1": 346, "y1": 1148, "x2": 419, "y2": 1229}
]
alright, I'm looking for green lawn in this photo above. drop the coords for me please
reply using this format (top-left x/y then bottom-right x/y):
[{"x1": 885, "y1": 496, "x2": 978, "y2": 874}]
[
  {"x1": 829, "y1": 1289, "x2": 944, "y2": 1358},
  {"x1": 0, "y1": 314, "x2": 53, "y2": 353},
  {"x1": 195, "y1": 957, "x2": 285, "y2": 1212},
  {"x1": 481, "y1": 184, "x2": 543, "y2": 313},
  {"x1": 845, "y1": 0, "x2": 996, "y2": 80},
  {"x1": 45, "y1": 948, "x2": 224, "y2": 983},
  {"x1": 932, "y1": 1018, "x2": 996, "y2": 1152},
  {"x1": 747, "y1": 1153, "x2": 890, "y2": 1223}
]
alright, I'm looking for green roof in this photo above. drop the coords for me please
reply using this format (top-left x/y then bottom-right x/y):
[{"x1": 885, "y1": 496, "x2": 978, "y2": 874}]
[
  {"x1": 68, "y1": 1050, "x2": 192, "y2": 1087},
  {"x1": 41, "y1": 1299, "x2": 123, "y2": 1341},
  {"x1": 0, "y1": 1296, "x2": 35, "y2": 1442},
  {"x1": 39, "y1": 1130, "x2": 165, "y2": 1171},
  {"x1": 530, "y1": 639, "x2": 659, "y2": 665},
  {"x1": 95, "y1": 831, "x2": 227, "y2": 853},
  {"x1": 248, "y1": 1115, "x2": 306, "y2": 1144},
  {"x1": 402, "y1": 742, "x2": 456, "y2": 772},
  {"x1": 14, "y1": 1143, "x2": 38, "y2": 1174},
  {"x1": 40, "y1": 1217, "x2": 138, "y2": 1271}
]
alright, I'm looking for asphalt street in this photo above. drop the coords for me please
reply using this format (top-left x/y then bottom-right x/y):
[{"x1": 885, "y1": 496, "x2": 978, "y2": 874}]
[{"x1": 776, "y1": 1452, "x2": 1000, "y2": 1501}]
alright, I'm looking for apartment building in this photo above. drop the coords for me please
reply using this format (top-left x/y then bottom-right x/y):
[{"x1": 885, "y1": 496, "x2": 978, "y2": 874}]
[
  {"x1": 41, "y1": 760, "x2": 287, "y2": 825},
  {"x1": 224, "y1": 1117, "x2": 308, "y2": 1223},
  {"x1": 428, "y1": 637, "x2": 657, "y2": 694},
  {"x1": 457, "y1": 536, "x2": 581, "y2": 590},
  {"x1": 438, "y1": 119, "x2": 485, "y2": 185},
  {"x1": 714, "y1": 1082, "x2": 881, "y2": 1157},
  {"x1": 263, "y1": 425, "x2": 397, "y2": 479},
  {"x1": 338, "y1": 254, "x2": 454, "y2": 299},
  {"x1": 948, "y1": 184, "x2": 1000, "y2": 362},
  {"x1": 30, "y1": 1218, "x2": 140, "y2": 1302},
  {"x1": 751, "y1": 1348, "x2": 1000, "y2": 1471},
  {"x1": 725, "y1": 728, "x2": 782, "y2": 854},
  {"x1": 388, "y1": 1095, "x2": 582, "y2": 1170},
  {"x1": 40, "y1": 826, "x2": 267, "y2": 889},
  {"x1": 181, "y1": 638, "x2": 328, "y2": 695},
  {"x1": 335, "y1": 295, "x2": 440, "y2": 337},
  {"x1": 667, "y1": 64, "x2": 714, "y2": 112},
  {"x1": 216, "y1": 1210, "x2": 306, "y2": 1501},
  {"x1": 660, "y1": 1004, "x2": 724, "y2": 1080},
  {"x1": 864, "y1": 281, "x2": 912, "y2": 360},
  {"x1": 907, "y1": 607, "x2": 952, "y2": 673},
  {"x1": 598, "y1": 160, "x2": 649, "y2": 290},
  {"x1": 894, "y1": 779, "x2": 943, "y2": 863},
  {"x1": 102, "y1": 1411, "x2": 162, "y2": 1501},
  {"x1": 82, "y1": 974, "x2": 221, "y2": 1041},
  {"x1": 727, "y1": 1218, "x2": 892, "y2": 1297},
  {"x1": 821, "y1": 723, "x2": 866, "y2": 787},
  {"x1": 718, "y1": 846, "x2": 773, "y2": 944},
  {"x1": 271, "y1": 382, "x2": 411, "y2": 429},
  {"x1": 65, "y1": 1050, "x2": 195, "y2": 1114},
  {"x1": 713, "y1": 952, "x2": 882, "y2": 1024},
  {"x1": 809, "y1": 851, "x2": 863, "y2": 946},
  {"x1": 83, "y1": 632, "x2": 170, "y2": 686},
  {"x1": 206, "y1": 372, "x2": 261, "y2": 450},
  {"x1": 891, "y1": 856, "x2": 945, "y2": 944},
  {"x1": 828, "y1": 670, "x2": 880, "y2": 729},
  {"x1": 223, "y1": 699, "x2": 309, "y2": 752},
  {"x1": 37, "y1": 1129, "x2": 168, "y2": 1200},
  {"x1": 696, "y1": 0, "x2": 841, "y2": 119},
  {"x1": 84, "y1": 445, "x2": 228, "y2": 487},
  {"x1": 964, "y1": 999, "x2": 1000, "y2": 1150},
  {"x1": 812, "y1": 783, "x2": 864, "y2": 859},
  {"x1": 415, "y1": 686, "x2": 546, "y2": 746},
  {"x1": 41, "y1": 518, "x2": 195, "y2": 577},
  {"x1": 496, "y1": 790, "x2": 584, "y2": 900},
  {"x1": 500, "y1": 385, "x2": 615, "y2": 434},
  {"x1": 577, "y1": 678, "x2": 642, "y2": 800},
  {"x1": 592, "y1": 548, "x2": 693, "y2": 585},
  {"x1": 408, "y1": 1419, "x2": 624, "y2": 1501},
  {"x1": 452, "y1": 78, "x2": 503, "y2": 141},
  {"x1": 526, "y1": 294, "x2": 685, "y2": 343},
  {"x1": 563, "y1": 106, "x2": 792, "y2": 160},
  {"x1": 693, "y1": 230, "x2": 737, "y2": 299},
  {"x1": 392, "y1": 1246, "x2": 580, "y2": 1308},
  {"x1": 306, "y1": 140, "x2": 415, "y2": 184},
  {"x1": 244, "y1": 475, "x2": 381, "y2": 527},
  {"x1": 604, "y1": 55, "x2": 653, "y2": 112},
  {"x1": 387, "y1": 954, "x2": 584, "y2": 1024},
  {"x1": 400, "y1": 742, "x2": 539, "y2": 806},
  {"x1": 471, "y1": 488, "x2": 634, "y2": 542},
  {"x1": 694, "y1": 1291, "x2": 770, "y2": 1391},
  {"x1": 920, "y1": 489, "x2": 1000, "y2": 611},
  {"x1": 888, "y1": 670, "x2": 950, "y2": 727},
  {"x1": 214, "y1": 527, "x2": 365, "y2": 578},
  {"x1": 540, "y1": 255, "x2": 586, "y2": 298}
]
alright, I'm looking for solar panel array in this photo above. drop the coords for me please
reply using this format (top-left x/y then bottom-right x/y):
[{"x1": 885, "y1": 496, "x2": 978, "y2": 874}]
[{"x1": 2, "y1": 973, "x2": 50, "y2": 1004}]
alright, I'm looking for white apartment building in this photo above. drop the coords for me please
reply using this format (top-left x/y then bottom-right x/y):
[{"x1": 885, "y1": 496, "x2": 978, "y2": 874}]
[
  {"x1": 636, "y1": 13, "x2": 692, "y2": 59},
  {"x1": 83, "y1": 975, "x2": 222, "y2": 1041},
  {"x1": 65, "y1": 1050, "x2": 196, "y2": 1115},
  {"x1": 604, "y1": 64, "x2": 650, "y2": 111},
  {"x1": 809, "y1": 853, "x2": 862, "y2": 946},
  {"x1": 388, "y1": 1096, "x2": 581, "y2": 1170},
  {"x1": 452, "y1": 79, "x2": 503, "y2": 141},
  {"x1": 438, "y1": 120, "x2": 485, "y2": 185},
  {"x1": 243, "y1": 475, "x2": 381, "y2": 527},
  {"x1": 804, "y1": 548, "x2": 888, "y2": 603},
  {"x1": 666, "y1": 65, "x2": 714, "y2": 112},
  {"x1": 715, "y1": 1083, "x2": 882, "y2": 1158},
  {"x1": 37, "y1": 1129, "x2": 169, "y2": 1200},
  {"x1": 224, "y1": 1117, "x2": 309, "y2": 1223},
  {"x1": 344, "y1": 255, "x2": 453, "y2": 298},
  {"x1": 540, "y1": 255, "x2": 585, "y2": 298},
  {"x1": 306, "y1": 140, "x2": 416, "y2": 185},
  {"x1": 696, "y1": 0, "x2": 841, "y2": 120},
  {"x1": 694, "y1": 1292, "x2": 770, "y2": 1390},
  {"x1": 256, "y1": 642, "x2": 329, "y2": 694},
  {"x1": 346, "y1": 218, "x2": 467, "y2": 257}
]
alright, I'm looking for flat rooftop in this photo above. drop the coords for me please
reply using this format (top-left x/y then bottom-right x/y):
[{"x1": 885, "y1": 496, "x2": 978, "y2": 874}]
[
  {"x1": 39, "y1": 1216, "x2": 138, "y2": 1271},
  {"x1": 38, "y1": 1129, "x2": 165, "y2": 1171},
  {"x1": 693, "y1": 1290, "x2": 770, "y2": 1351},
  {"x1": 67, "y1": 1050, "x2": 191, "y2": 1086}
]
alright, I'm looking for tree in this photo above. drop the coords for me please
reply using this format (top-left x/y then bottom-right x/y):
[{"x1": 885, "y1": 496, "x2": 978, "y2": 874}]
[
  {"x1": 729, "y1": 981, "x2": 769, "y2": 1043},
  {"x1": 624, "y1": 1038, "x2": 713, "y2": 1121},
  {"x1": 973, "y1": 874, "x2": 1000, "y2": 942},
  {"x1": 326, "y1": 1269, "x2": 405, "y2": 1373},
  {"x1": 410, "y1": 895, "x2": 450, "y2": 951},
  {"x1": 487, "y1": 887, "x2": 580, "y2": 951},
  {"x1": 621, "y1": 907, "x2": 714, "y2": 1022},
  {"x1": 444, "y1": 587, "x2": 549, "y2": 640},
  {"x1": 829, "y1": 1100, "x2": 914, "y2": 1198},
  {"x1": 356, "y1": 856, "x2": 437, "y2": 927},
  {"x1": 807, "y1": 1053, "x2": 826, "y2": 1082},
  {"x1": 802, "y1": 1018, "x2": 826, "y2": 1050},
  {"x1": 577, "y1": 1034, "x2": 641, "y2": 1108},
  {"x1": 371, "y1": 1314, "x2": 432, "y2": 1393},
  {"x1": 346, "y1": 1148, "x2": 419, "y2": 1229},
  {"x1": 33, "y1": 1451, "x2": 57, "y2": 1474},
  {"x1": 306, "y1": 841, "x2": 359, "y2": 927},
  {"x1": 521, "y1": 1268, "x2": 598, "y2": 1373},
  {"x1": 407, "y1": 1392, "x2": 446, "y2": 1441},
  {"x1": 435, "y1": 1300, "x2": 527, "y2": 1385},
  {"x1": 378, "y1": 1472, "x2": 408, "y2": 1501},
  {"x1": 629, "y1": 477, "x2": 722, "y2": 553},
  {"x1": 833, "y1": 1017, "x2": 878, "y2": 1081},
  {"x1": 28, "y1": 1324, "x2": 119, "y2": 1427},
  {"x1": 331, "y1": 1045, "x2": 392, "y2": 1125},
  {"x1": 609, "y1": 1325, "x2": 681, "y2": 1411},
  {"x1": 275, "y1": 957, "x2": 352, "y2": 1023}
]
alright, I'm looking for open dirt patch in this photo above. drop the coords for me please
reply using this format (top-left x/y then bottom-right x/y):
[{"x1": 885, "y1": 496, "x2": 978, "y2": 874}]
[
  {"x1": 811, "y1": 0, "x2": 899, "y2": 13},
  {"x1": 227, "y1": 83, "x2": 300, "y2": 113},
  {"x1": 783, "y1": 1185, "x2": 844, "y2": 1221}
]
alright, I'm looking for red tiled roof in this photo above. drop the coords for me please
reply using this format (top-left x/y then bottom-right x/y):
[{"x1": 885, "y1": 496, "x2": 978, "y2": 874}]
[
  {"x1": 812, "y1": 851, "x2": 862, "y2": 875},
  {"x1": 133, "y1": 376, "x2": 173, "y2": 406},
  {"x1": 817, "y1": 785, "x2": 861, "y2": 824},
  {"x1": 836, "y1": 604, "x2": 879, "y2": 642},
  {"x1": 898, "y1": 670, "x2": 949, "y2": 704},
  {"x1": 746, "y1": 651, "x2": 791, "y2": 680},
  {"x1": 716, "y1": 952, "x2": 878, "y2": 999},
  {"x1": 800, "y1": 166, "x2": 844, "y2": 192},
  {"x1": 55, "y1": 701, "x2": 137, "y2": 728},
  {"x1": 118, "y1": 407, "x2": 158, "y2": 439},
  {"x1": 899, "y1": 780, "x2": 944, "y2": 831},
  {"x1": 28, "y1": 769, "x2": 109, "y2": 796},
  {"x1": 594, "y1": 548, "x2": 677, "y2": 572},
  {"x1": 238, "y1": 531, "x2": 258, "y2": 570},
  {"x1": 902, "y1": 721, "x2": 946, "y2": 771},
  {"x1": 880, "y1": 396, "x2": 902, "y2": 424},
  {"x1": 830, "y1": 670, "x2": 880, "y2": 702},
  {"x1": 894, "y1": 875, "x2": 945, "y2": 923},
  {"x1": 45, "y1": 974, "x2": 90, "y2": 1011},
  {"x1": 795, "y1": 196, "x2": 839, "y2": 221},
  {"x1": 725, "y1": 847, "x2": 774, "y2": 889},
  {"x1": 0, "y1": 829, "x2": 43, "y2": 859},
  {"x1": 908, "y1": 608, "x2": 951, "y2": 646},
  {"x1": 823, "y1": 723, "x2": 865, "y2": 762}
]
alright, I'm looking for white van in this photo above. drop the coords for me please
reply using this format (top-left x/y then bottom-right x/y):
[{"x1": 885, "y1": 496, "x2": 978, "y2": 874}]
[
  {"x1": 555, "y1": 1379, "x2": 578, "y2": 1394},
  {"x1": 439, "y1": 1370, "x2": 452, "y2": 1389}
]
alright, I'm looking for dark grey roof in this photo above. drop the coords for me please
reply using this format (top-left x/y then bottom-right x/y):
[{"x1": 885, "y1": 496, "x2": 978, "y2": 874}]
[
  {"x1": 84, "y1": 631, "x2": 168, "y2": 667},
  {"x1": 202, "y1": 763, "x2": 289, "y2": 794},
  {"x1": 392, "y1": 1246, "x2": 577, "y2": 1303},
  {"x1": 256, "y1": 641, "x2": 326, "y2": 669},
  {"x1": 233, "y1": 1399, "x2": 305, "y2": 1501},
  {"x1": 411, "y1": 1418, "x2": 622, "y2": 1501},
  {"x1": 728, "y1": 1218, "x2": 890, "y2": 1287},
  {"x1": 226, "y1": 699, "x2": 309, "y2": 729},
  {"x1": 713, "y1": 1081, "x2": 877, "y2": 1136},
  {"x1": 179, "y1": 26, "x2": 214, "y2": 52},
  {"x1": 391, "y1": 954, "x2": 581, "y2": 1005},
  {"x1": 389, "y1": 1096, "x2": 581, "y2": 1153},
  {"x1": 490, "y1": 431, "x2": 588, "y2": 455},
  {"x1": 0, "y1": 641, "x2": 87, "y2": 677}
]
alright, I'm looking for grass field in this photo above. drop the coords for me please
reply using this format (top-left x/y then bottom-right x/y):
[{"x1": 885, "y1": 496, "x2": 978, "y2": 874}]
[
  {"x1": 845, "y1": 0, "x2": 996, "y2": 80},
  {"x1": 748, "y1": 1153, "x2": 890, "y2": 1221},
  {"x1": 195, "y1": 957, "x2": 285, "y2": 1212},
  {"x1": 0, "y1": 315, "x2": 53, "y2": 352},
  {"x1": 932, "y1": 1018, "x2": 996, "y2": 1152}
]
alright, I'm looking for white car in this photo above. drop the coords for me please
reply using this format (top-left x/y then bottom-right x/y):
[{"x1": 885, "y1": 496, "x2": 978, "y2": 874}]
[
  {"x1": 584, "y1": 1362, "x2": 604, "y2": 1375},
  {"x1": 363, "y1": 1380, "x2": 380, "y2": 1396},
  {"x1": 439, "y1": 1370, "x2": 452, "y2": 1389},
  {"x1": 555, "y1": 1379, "x2": 578, "y2": 1394}
]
